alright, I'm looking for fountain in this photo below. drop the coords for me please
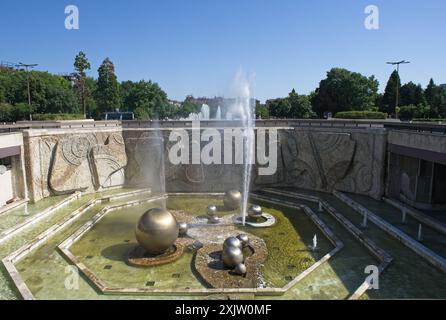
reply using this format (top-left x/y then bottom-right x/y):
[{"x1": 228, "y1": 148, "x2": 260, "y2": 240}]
[
  {"x1": 228, "y1": 71, "x2": 255, "y2": 226},
  {"x1": 309, "y1": 234, "x2": 319, "y2": 252},
  {"x1": 216, "y1": 106, "x2": 222, "y2": 120},
  {"x1": 200, "y1": 104, "x2": 210, "y2": 120}
]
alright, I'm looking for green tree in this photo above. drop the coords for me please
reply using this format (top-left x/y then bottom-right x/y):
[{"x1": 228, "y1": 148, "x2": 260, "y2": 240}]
[
  {"x1": 381, "y1": 70, "x2": 401, "y2": 115},
  {"x1": 84, "y1": 77, "x2": 98, "y2": 118},
  {"x1": 288, "y1": 89, "x2": 314, "y2": 118},
  {"x1": 268, "y1": 98, "x2": 291, "y2": 118},
  {"x1": 0, "y1": 68, "x2": 80, "y2": 117},
  {"x1": 255, "y1": 101, "x2": 269, "y2": 119},
  {"x1": 120, "y1": 80, "x2": 173, "y2": 119},
  {"x1": 424, "y1": 79, "x2": 446, "y2": 117},
  {"x1": 178, "y1": 100, "x2": 201, "y2": 118},
  {"x1": 96, "y1": 58, "x2": 120, "y2": 113},
  {"x1": 43, "y1": 86, "x2": 79, "y2": 114},
  {"x1": 400, "y1": 82, "x2": 426, "y2": 108},
  {"x1": 73, "y1": 51, "x2": 91, "y2": 118},
  {"x1": 311, "y1": 68, "x2": 379, "y2": 117}
]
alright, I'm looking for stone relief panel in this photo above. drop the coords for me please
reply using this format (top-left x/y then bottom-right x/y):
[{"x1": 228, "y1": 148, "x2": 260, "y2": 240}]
[
  {"x1": 123, "y1": 128, "x2": 385, "y2": 199},
  {"x1": 25, "y1": 130, "x2": 127, "y2": 202}
]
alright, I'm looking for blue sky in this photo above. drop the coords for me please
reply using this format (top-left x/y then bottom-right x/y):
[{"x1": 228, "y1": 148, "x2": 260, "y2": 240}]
[{"x1": 0, "y1": 0, "x2": 445, "y2": 101}]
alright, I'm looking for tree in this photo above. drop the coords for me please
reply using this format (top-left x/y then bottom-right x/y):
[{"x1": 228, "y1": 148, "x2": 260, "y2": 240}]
[
  {"x1": 400, "y1": 82, "x2": 427, "y2": 109},
  {"x1": 120, "y1": 80, "x2": 173, "y2": 119},
  {"x1": 0, "y1": 68, "x2": 81, "y2": 118},
  {"x1": 424, "y1": 79, "x2": 446, "y2": 117},
  {"x1": 255, "y1": 101, "x2": 269, "y2": 119},
  {"x1": 288, "y1": 89, "x2": 314, "y2": 118},
  {"x1": 73, "y1": 51, "x2": 91, "y2": 118},
  {"x1": 381, "y1": 70, "x2": 401, "y2": 115},
  {"x1": 311, "y1": 68, "x2": 379, "y2": 117},
  {"x1": 268, "y1": 98, "x2": 291, "y2": 118},
  {"x1": 95, "y1": 58, "x2": 120, "y2": 113},
  {"x1": 178, "y1": 100, "x2": 201, "y2": 118}
]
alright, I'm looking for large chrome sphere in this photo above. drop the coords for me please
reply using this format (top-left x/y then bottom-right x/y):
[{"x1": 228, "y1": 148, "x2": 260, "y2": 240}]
[
  {"x1": 135, "y1": 208, "x2": 179, "y2": 255},
  {"x1": 222, "y1": 246, "x2": 244, "y2": 269},
  {"x1": 178, "y1": 222, "x2": 188, "y2": 236},
  {"x1": 223, "y1": 190, "x2": 242, "y2": 210},
  {"x1": 248, "y1": 205, "x2": 263, "y2": 218},
  {"x1": 207, "y1": 205, "x2": 218, "y2": 217},
  {"x1": 223, "y1": 236, "x2": 242, "y2": 250},
  {"x1": 234, "y1": 263, "x2": 247, "y2": 275},
  {"x1": 237, "y1": 234, "x2": 249, "y2": 248}
]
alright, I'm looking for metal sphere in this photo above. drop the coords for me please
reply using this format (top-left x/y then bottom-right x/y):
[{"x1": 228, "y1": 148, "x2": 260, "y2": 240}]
[
  {"x1": 223, "y1": 236, "x2": 242, "y2": 250},
  {"x1": 135, "y1": 208, "x2": 179, "y2": 255},
  {"x1": 237, "y1": 234, "x2": 249, "y2": 248},
  {"x1": 248, "y1": 205, "x2": 263, "y2": 218},
  {"x1": 234, "y1": 263, "x2": 247, "y2": 275},
  {"x1": 222, "y1": 246, "x2": 244, "y2": 269},
  {"x1": 223, "y1": 190, "x2": 242, "y2": 210},
  {"x1": 207, "y1": 205, "x2": 218, "y2": 217},
  {"x1": 178, "y1": 222, "x2": 188, "y2": 236}
]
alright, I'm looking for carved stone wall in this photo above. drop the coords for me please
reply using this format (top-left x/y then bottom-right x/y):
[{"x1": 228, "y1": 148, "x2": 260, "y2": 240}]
[
  {"x1": 22, "y1": 126, "x2": 385, "y2": 202},
  {"x1": 23, "y1": 129, "x2": 127, "y2": 202},
  {"x1": 123, "y1": 127, "x2": 387, "y2": 199}
]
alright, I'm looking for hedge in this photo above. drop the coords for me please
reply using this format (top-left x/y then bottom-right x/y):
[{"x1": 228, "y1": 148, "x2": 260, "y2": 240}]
[
  {"x1": 32, "y1": 113, "x2": 85, "y2": 121},
  {"x1": 334, "y1": 111, "x2": 388, "y2": 119},
  {"x1": 412, "y1": 118, "x2": 446, "y2": 123}
]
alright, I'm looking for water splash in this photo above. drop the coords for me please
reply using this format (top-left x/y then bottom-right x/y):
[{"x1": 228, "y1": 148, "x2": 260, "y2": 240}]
[{"x1": 228, "y1": 71, "x2": 255, "y2": 226}]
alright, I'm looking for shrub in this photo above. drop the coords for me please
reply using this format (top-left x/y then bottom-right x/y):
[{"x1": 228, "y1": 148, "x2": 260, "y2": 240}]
[
  {"x1": 0, "y1": 103, "x2": 14, "y2": 122},
  {"x1": 334, "y1": 111, "x2": 388, "y2": 119},
  {"x1": 412, "y1": 118, "x2": 446, "y2": 123},
  {"x1": 32, "y1": 113, "x2": 84, "y2": 121}
]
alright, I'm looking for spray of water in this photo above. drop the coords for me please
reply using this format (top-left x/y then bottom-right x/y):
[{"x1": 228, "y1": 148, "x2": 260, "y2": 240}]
[{"x1": 229, "y1": 71, "x2": 255, "y2": 226}]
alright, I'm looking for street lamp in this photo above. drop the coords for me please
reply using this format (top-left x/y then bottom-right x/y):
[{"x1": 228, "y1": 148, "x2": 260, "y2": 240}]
[
  {"x1": 16, "y1": 62, "x2": 38, "y2": 121},
  {"x1": 386, "y1": 60, "x2": 410, "y2": 117}
]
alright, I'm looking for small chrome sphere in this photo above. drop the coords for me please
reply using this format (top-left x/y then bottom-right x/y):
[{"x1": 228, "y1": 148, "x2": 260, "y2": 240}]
[
  {"x1": 223, "y1": 236, "x2": 242, "y2": 250},
  {"x1": 222, "y1": 246, "x2": 244, "y2": 269},
  {"x1": 248, "y1": 205, "x2": 263, "y2": 218},
  {"x1": 234, "y1": 263, "x2": 247, "y2": 275},
  {"x1": 178, "y1": 222, "x2": 188, "y2": 236},
  {"x1": 223, "y1": 190, "x2": 242, "y2": 210},
  {"x1": 237, "y1": 234, "x2": 249, "y2": 248},
  {"x1": 207, "y1": 205, "x2": 218, "y2": 217},
  {"x1": 135, "y1": 208, "x2": 179, "y2": 255}
]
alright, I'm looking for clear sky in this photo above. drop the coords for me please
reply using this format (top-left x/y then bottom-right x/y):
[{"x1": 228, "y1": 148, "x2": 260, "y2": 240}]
[{"x1": 0, "y1": 0, "x2": 445, "y2": 102}]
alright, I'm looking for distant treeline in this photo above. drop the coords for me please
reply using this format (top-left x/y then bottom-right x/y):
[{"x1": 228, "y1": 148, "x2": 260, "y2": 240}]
[{"x1": 1, "y1": 52, "x2": 445, "y2": 122}]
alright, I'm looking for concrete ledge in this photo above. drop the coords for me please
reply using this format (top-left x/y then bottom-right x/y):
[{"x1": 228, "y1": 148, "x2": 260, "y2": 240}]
[
  {"x1": 0, "y1": 192, "x2": 81, "y2": 245},
  {"x1": 383, "y1": 197, "x2": 446, "y2": 236},
  {"x1": 334, "y1": 191, "x2": 446, "y2": 274},
  {"x1": 257, "y1": 189, "x2": 393, "y2": 300},
  {"x1": 0, "y1": 199, "x2": 28, "y2": 217},
  {"x1": 2, "y1": 189, "x2": 155, "y2": 300}
]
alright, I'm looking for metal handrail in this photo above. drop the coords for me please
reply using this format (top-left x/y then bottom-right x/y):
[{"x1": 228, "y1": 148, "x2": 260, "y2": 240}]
[{"x1": 0, "y1": 119, "x2": 445, "y2": 134}]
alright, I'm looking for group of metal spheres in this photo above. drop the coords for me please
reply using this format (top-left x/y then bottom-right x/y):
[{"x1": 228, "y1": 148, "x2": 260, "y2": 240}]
[
  {"x1": 134, "y1": 190, "x2": 261, "y2": 264},
  {"x1": 222, "y1": 234, "x2": 250, "y2": 275}
]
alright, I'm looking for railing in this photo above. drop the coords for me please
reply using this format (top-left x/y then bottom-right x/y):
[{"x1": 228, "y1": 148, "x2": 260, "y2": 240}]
[
  {"x1": 0, "y1": 119, "x2": 445, "y2": 134},
  {"x1": 383, "y1": 122, "x2": 446, "y2": 135},
  {"x1": 120, "y1": 119, "x2": 391, "y2": 129},
  {"x1": 0, "y1": 121, "x2": 120, "y2": 133}
]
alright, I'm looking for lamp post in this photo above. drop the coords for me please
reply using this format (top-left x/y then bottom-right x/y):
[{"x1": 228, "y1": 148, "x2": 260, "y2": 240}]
[
  {"x1": 16, "y1": 62, "x2": 38, "y2": 121},
  {"x1": 386, "y1": 60, "x2": 410, "y2": 117}
]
